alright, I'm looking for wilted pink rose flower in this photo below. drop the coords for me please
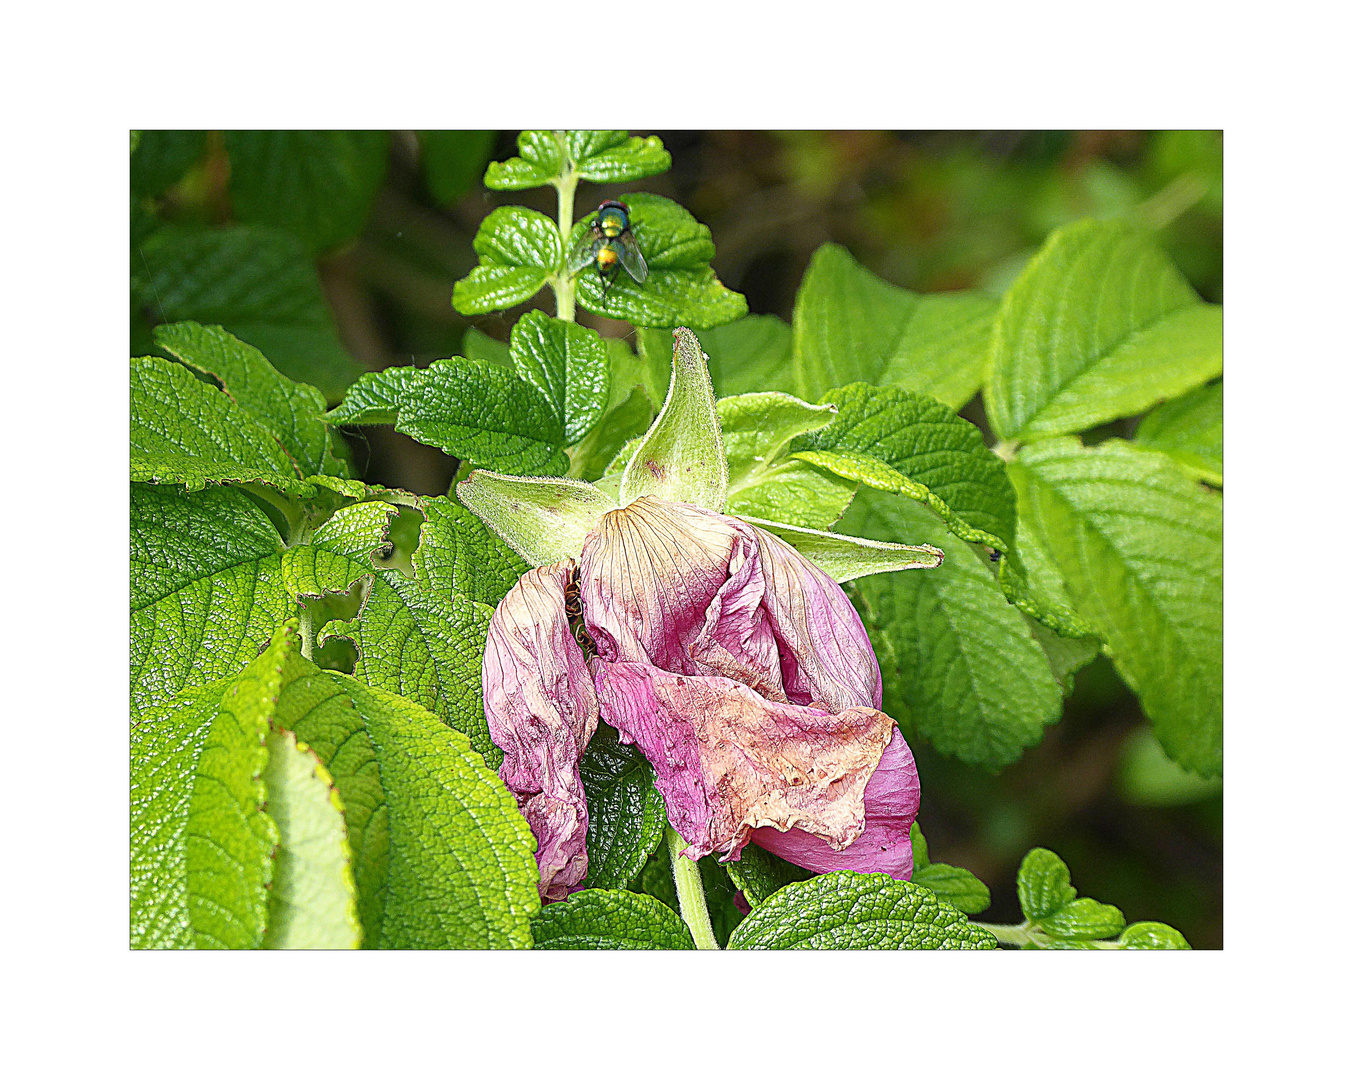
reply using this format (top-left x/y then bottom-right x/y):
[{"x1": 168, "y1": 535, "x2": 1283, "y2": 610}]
[{"x1": 483, "y1": 495, "x2": 922, "y2": 902}]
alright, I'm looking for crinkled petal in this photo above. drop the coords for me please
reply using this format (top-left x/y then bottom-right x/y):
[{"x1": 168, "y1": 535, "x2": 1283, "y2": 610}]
[
  {"x1": 753, "y1": 525, "x2": 883, "y2": 711},
  {"x1": 592, "y1": 659, "x2": 893, "y2": 861},
  {"x1": 483, "y1": 560, "x2": 598, "y2": 901},
  {"x1": 749, "y1": 729, "x2": 921, "y2": 880},
  {"x1": 580, "y1": 497, "x2": 786, "y2": 702}
]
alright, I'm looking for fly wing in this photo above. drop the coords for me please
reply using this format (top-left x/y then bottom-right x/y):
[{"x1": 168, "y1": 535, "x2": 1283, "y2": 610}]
[
  {"x1": 566, "y1": 232, "x2": 599, "y2": 274},
  {"x1": 617, "y1": 234, "x2": 648, "y2": 283}
]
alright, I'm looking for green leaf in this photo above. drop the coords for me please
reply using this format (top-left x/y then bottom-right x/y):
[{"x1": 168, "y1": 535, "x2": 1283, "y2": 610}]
[
  {"x1": 722, "y1": 844, "x2": 813, "y2": 907},
  {"x1": 572, "y1": 194, "x2": 747, "y2": 328},
  {"x1": 328, "y1": 357, "x2": 569, "y2": 476},
  {"x1": 153, "y1": 321, "x2": 344, "y2": 478},
  {"x1": 791, "y1": 383, "x2": 1017, "y2": 552},
  {"x1": 1007, "y1": 438, "x2": 1222, "y2": 776},
  {"x1": 461, "y1": 327, "x2": 512, "y2": 368},
  {"x1": 418, "y1": 130, "x2": 497, "y2": 204},
  {"x1": 998, "y1": 514, "x2": 1098, "y2": 639},
  {"x1": 509, "y1": 310, "x2": 610, "y2": 444},
  {"x1": 846, "y1": 493, "x2": 1063, "y2": 769},
  {"x1": 1029, "y1": 619, "x2": 1102, "y2": 696},
  {"x1": 1016, "y1": 848, "x2": 1077, "y2": 921},
  {"x1": 792, "y1": 243, "x2": 998, "y2": 409},
  {"x1": 261, "y1": 728, "x2": 362, "y2": 949},
  {"x1": 1134, "y1": 381, "x2": 1222, "y2": 486},
  {"x1": 578, "y1": 726, "x2": 666, "y2": 891},
  {"x1": 131, "y1": 130, "x2": 207, "y2": 197},
  {"x1": 131, "y1": 354, "x2": 311, "y2": 494},
  {"x1": 531, "y1": 889, "x2": 693, "y2": 949},
  {"x1": 334, "y1": 679, "x2": 539, "y2": 948},
  {"x1": 719, "y1": 391, "x2": 853, "y2": 529},
  {"x1": 130, "y1": 627, "x2": 293, "y2": 948},
  {"x1": 130, "y1": 487, "x2": 386, "y2": 713},
  {"x1": 223, "y1": 131, "x2": 390, "y2": 253},
  {"x1": 640, "y1": 314, "x2": 794, "y2": 400},
  {"x1": 326, "y1": 496, "x2": 528, "y2": 764},
  {"x1": 452, "y1": 207, "x2": 561, "y2": 314},
  {"x1": 133, "y1": 224, "x2": 365, "y2": 400},
  {"x1": 484, "y1": 130, "x2": 670, "y2": 190},
  {"x1": 566, "y1": 361, "x2": 656, "y2": 483},
  {"x1": 621, "y1": 327, "x2": 728, "y2": 510},
  {"x1": 728, "y1": 872, "x2": 997, "y2": 950},
  {"x1": 1120, "y1": 921, "x2": 1191, "y2": 950},
  {"x1": 1015, "y1": 848, "x2": 1125, "y2": 941},
  {"x1": 987, "y1": 219, "x2": 1223, "y2": 441},
  {"x1": 909, "y1": 823, "x2": 991, "y2": 915}
]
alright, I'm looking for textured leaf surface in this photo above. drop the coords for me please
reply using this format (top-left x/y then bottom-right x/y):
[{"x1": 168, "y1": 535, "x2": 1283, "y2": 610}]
[
  {"x1": 154, "y1": 321, "x2": 342, "y2": 477},
  {"x1": 572, "y1": 194, "x2": 746, "y2": 328},
  {"x1": 723, "y1": 844, "x2": 813, "y2": 907},
  {"x1": 792, "y1": 383, "x2": 1017, "y2": 551},
  {"x1": 792, "y1": 244, "x2": 998, "y2": 409},
  {"x1": 133, "y1": 224, "x2": 364, "y2": 399},
  {"x1": 261, "y1": 728, "x2": 362, "y2": 949},
  {"x1": 1007, "y1": 439, "x2": 1222, "y2": 776},
  {"x1": 327, "y1": 497, "x2": 528, "y2": 764},
  {"x1": 130, "y1": 629, "x2": 294, "y2": 948},
  {"x1": 578, "y1": 726, "x2": 666, "y2": 890},
  {"x1": 998, "y1": 514, "x2": 1098, "y2": 638},
  {"x1": 130, "y1": 486, "x2": 383, "y2": 713},
  {"x1": 485, "y1": 130, "x2": 670, "y2": 190},
  {"x1": 720, "y1": 392, "x2": 852, "y2": 529},
  {"x1": 328, "y1": 357, "x2": 569, "y2": 476},
  {"x1": 729, "y1": 872, "x2": 996, "y2": 950},
  {"x1": 1134, "y1": 381, "x2": 1222, "y2": 485},
  {"x1": 846, "y1": 493, "x2": 1063, "y2": 769},
  {"x1": 452, "y1": 207, "x2": 561, "y2": 314},
  {"x1": 131, "y1": 355, "x2": 311, "y2": 493},
  {"x1": 987, "y1": 219, "x2": 1223, "y2": 440},
  {"x1": 224, "y1": 130, "x2": 390, "y2": 253},
  {"x1": 1120, "y1": 921, "x2": 1191, "y2": 949},
  {"x1": 510, "y1": 310, "x2": 610, "y2": 444},
  {"x1": 1016, "y1": 848, "x2": 1126, "y2": 942},
  {"x1": 337, "y1": 679, "x2": 540, "y2": 948},
  {"x1": 531, "y1": 889, "x2": 693, "y2": 950},
  {"x1": 909, "y1": 823, "x2": 991, "y2": 915}
]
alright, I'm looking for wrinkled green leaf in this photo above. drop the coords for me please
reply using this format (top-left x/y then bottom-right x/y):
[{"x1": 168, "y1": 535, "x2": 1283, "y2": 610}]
[
  {"x1": 1134, "y1": 381, "x2": 1222, "y2": 486},
  {"x1": 224, "y1": 131, "x2": 390, "y2": 253},
  {"x1": 728, "y1": 872, "x2": 997, "y2": 950},
  {"x1": 452, "y1": 207, "x2": 562, "y2": 314},
  {"x1": 792, "y1": 383, "x2": 1016, "y2": 551},
  {"x1": 133, "y1": 223, "x2": 364, "y2": 399},
  {"x1": 485, "y1": 130, "x2": 670, "y2": 190},
  {"x1": 846, "y1": 493, "x2": 1063, "y2": 769},
  {"x1": 1120, "y1": 921, "x2": 1191, "y2": 950},
  {"x1": 987, "y1": 219, "x2": 1223, "y2": 440},
  {"x1": 130, "y1": 627, "x2": 293, "y2": 948},
  {"x1": 261, "y1": 728, "x2": 362, "y2": 949},
  {"x1": 326, "y1": 496, "x2": 528, "y2": 765},
  {"x1": 531, "y1": 889, "x2": 693, "y2": 950},
  {"x1": 1016, "y1": 848, "x2": 1077, "y2": 922},
  {"x1": 510, "y1": 310, "x2": 610, "y2": 443},
  {"x1": 578, "y1": 726, "x2": 666, "y2": 890},
  {"x1": 792, "y1": 243, "x2": 998, "y2": 409},
  {"x1": 1008, "y1": 439, "x2": 1222, "y2": 776},
  {"x1": 328, "y1": 356, "x2": 569, "y2": 476},
  {"x1": 572, "y1": 194, "x2": 746, "y2": 328}
]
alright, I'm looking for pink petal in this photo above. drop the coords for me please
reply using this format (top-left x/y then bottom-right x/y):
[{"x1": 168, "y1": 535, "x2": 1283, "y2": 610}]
[
  {"x1": 753, "y1": 526, "x2": 884, "y2": 712},
  {"x1": 483, "y1": 560, "x2": 598, "y2": 901},
  {"x1": 592, "y1": 658, "x2": 894, "y2": 862},
  {"x1": 749, "y1": 730, "x2": 920, "y2": 880},
  {"x1": 579, "y1": 497, "x2": 788, "y2": 703}
]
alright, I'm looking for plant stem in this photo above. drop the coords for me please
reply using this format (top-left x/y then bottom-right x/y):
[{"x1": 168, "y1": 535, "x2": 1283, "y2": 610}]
[
  {"x1": 992, "y1": 438, "x2": 1021, "y2": 463},
  {"x1": 552, "y1": 132, "x2": 578, "y2": 323},
  {"x1": 298, "y1": 605, "x2": 315, "y2": 661},
  {"x1": 666, "y1": 825, "x2": 719, "y2": 950},
  {"x1": 970, "y1": 920, "x2": 1037, "y2": 948}
]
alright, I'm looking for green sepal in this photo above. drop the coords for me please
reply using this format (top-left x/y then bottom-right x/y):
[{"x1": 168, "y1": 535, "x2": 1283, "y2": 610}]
[
  {"x1": 456, "y1": 470, "x2": 617, "y2": 566},
  {"x1": 742, "y1": 516, "x2": 942, "y2": 582}
]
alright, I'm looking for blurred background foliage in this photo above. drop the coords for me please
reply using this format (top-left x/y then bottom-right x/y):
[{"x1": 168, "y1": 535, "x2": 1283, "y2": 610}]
[{"x1": 131, "y1": 129, "x2": 1223, "y2": 946}]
